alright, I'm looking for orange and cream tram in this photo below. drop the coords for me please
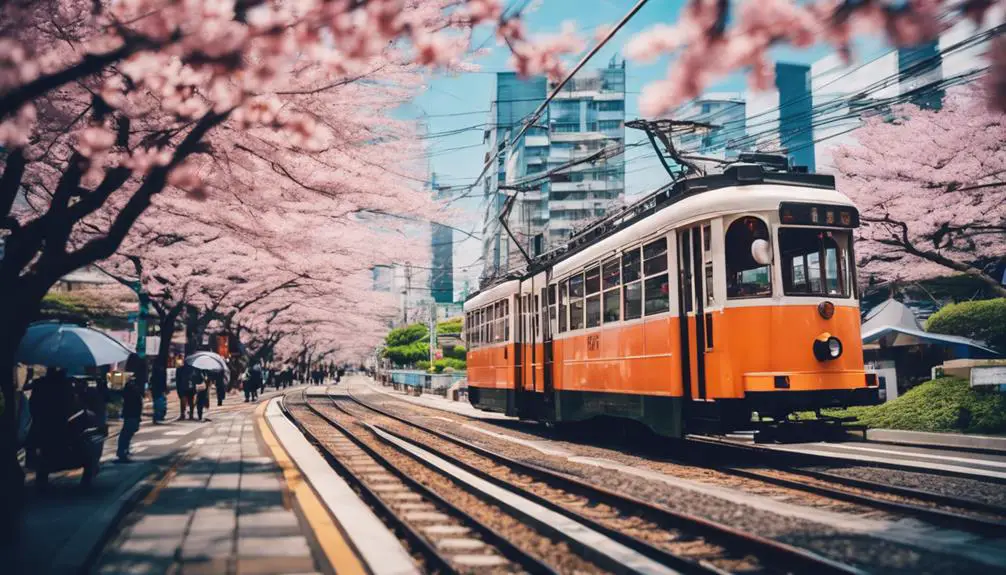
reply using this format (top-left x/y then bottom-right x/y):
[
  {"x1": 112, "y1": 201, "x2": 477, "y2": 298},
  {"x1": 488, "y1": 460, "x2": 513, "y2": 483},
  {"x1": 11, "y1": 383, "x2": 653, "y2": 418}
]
[{"x1": 463, "y1": 158, "x2": 880, "y2": 437}]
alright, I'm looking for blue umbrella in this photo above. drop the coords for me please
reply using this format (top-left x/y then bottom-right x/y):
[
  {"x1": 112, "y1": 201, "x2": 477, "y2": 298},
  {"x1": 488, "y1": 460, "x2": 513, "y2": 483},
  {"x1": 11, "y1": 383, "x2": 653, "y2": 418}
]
[
  {"x1": 17, "y1": 322, "x2": 132, "y2": 369},
  {"x1": 184, "y1": 351, "x2": 228, "y2": 372}
]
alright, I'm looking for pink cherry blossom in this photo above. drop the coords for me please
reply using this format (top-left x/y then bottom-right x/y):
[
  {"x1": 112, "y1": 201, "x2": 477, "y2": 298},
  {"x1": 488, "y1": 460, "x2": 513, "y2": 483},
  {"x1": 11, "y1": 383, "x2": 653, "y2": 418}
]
[{"x1": 833, "y1": 86, "x2": 1006, "y2": 294}]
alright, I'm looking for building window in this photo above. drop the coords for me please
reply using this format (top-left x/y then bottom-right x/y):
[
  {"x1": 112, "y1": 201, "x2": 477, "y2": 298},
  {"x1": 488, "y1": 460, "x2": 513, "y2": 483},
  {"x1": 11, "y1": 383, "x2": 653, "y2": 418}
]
[
  {"x1": 643, "y1": 238, "x2": 670, "y2": 315},
  {"x1": 552, "y1": 123, "x2": 579, "y2": 133},
  {"x1": 596, "y1": 100, "x2": 624, "y2": 112},
  {"x1": 599, "y1": 120, "x2": 622, "y2": 132}
]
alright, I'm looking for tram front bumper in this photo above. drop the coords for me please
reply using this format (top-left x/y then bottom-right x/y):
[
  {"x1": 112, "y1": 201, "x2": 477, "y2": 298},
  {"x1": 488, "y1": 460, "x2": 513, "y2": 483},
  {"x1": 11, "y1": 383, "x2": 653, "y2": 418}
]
[{"x1": 743, "y1": 372, "x2": 881, "y2": 413}]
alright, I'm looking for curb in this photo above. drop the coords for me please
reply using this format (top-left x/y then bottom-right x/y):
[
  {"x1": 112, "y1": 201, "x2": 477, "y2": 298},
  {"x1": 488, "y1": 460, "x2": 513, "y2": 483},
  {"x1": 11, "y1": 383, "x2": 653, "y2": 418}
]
[
  {"x1": 254, "y1": 398, "x2": 368, "y2": 575},
  {"x1": 866, "y1": 428, "x2": 1006, "y2": 454}
]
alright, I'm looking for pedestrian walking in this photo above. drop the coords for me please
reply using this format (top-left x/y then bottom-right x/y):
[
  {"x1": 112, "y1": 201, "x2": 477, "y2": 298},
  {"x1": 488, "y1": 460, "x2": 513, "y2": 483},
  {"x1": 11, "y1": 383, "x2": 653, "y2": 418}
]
[
  {"x1": 214, "y1": 372, "x2": 227, "y2": 406},
  {"x1": 192, "y1": 370, "x2": 210, "y2": 420},
  {"x1": 176, "y1": 365, "x2": 192, "y2": 420},
  {"x1": 151, "y1": 363, "x2": 167, "y2": 423},
  {"x1": 117, "y1": 356, "x2": 143, "y2": 463},
  {"x1": 245, "y1": 364, "x2": 263, "y2": 402}
]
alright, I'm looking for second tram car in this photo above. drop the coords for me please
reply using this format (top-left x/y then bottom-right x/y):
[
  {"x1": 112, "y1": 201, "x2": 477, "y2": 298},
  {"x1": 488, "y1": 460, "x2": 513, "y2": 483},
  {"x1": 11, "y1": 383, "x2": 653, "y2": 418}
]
[{"x1": 463, "y1": 159, "x2": 880, "y2": 437}]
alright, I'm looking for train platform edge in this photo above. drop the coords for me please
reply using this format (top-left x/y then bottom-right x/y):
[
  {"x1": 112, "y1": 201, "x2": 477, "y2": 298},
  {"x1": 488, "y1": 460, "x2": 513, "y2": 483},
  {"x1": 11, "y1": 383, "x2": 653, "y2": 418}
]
[{"x1": 261, "y1": 394, "x2": 419, "y2": 575}]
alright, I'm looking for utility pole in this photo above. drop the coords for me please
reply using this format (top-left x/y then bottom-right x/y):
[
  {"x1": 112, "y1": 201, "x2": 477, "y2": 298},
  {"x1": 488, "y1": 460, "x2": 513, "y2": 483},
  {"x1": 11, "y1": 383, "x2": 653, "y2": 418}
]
[
  {"x1": 429, "y1": 301, "x2": 437, "y2": 367},
  {"x1": 134, "y1": 281, "x2": 149, "y2": 359},
  {"x1": 403, "y1": 264, "x2": 412, "y2": 325}
]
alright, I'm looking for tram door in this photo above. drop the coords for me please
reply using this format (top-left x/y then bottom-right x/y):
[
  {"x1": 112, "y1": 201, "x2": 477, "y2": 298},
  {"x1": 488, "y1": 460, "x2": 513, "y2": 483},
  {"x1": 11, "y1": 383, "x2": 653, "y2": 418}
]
[
  {"x1": 541, "y1": 285, "x2": 554, "y2": 403},
  {"x1": 677, "y1": 226, "x2": 709, "y2": 401}
]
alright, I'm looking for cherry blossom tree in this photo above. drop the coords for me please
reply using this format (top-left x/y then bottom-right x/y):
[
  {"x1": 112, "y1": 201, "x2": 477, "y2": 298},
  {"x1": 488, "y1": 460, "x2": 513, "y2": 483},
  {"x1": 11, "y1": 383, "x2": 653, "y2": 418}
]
[
  {"x1": 625, "y1": 0, "x2": 1006, "y2": 117},
  {"x1": 833, "y1": 87, "x2": 1006, "y2": 295}
]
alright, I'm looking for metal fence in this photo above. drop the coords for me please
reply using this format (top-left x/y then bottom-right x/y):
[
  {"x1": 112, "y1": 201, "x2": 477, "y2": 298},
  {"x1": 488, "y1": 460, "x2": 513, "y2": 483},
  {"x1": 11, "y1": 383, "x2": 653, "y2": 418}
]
[{"x1": 386, "y1": 369, "x2": 466, "y2": 394}]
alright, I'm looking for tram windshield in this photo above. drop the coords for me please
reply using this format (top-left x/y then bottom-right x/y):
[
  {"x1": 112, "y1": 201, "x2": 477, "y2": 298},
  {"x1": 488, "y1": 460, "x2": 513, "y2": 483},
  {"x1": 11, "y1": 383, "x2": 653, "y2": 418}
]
[{"x1": 780, "y1": 228, "x2": 852, "y2": 298}]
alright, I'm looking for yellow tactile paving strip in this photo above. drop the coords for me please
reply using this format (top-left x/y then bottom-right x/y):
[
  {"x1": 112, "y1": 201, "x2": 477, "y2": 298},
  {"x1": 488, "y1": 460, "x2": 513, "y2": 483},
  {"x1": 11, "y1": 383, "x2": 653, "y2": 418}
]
[{"x1": 255, "y1": 400, "x2": 368, "y2": 575}]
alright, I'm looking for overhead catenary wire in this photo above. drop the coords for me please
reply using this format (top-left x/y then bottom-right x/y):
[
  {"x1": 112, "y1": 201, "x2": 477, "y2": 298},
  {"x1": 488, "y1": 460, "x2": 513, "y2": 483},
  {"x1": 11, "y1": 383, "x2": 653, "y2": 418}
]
[{"x1": 447, "y1": 0, "x2": 649, "y2": 207}]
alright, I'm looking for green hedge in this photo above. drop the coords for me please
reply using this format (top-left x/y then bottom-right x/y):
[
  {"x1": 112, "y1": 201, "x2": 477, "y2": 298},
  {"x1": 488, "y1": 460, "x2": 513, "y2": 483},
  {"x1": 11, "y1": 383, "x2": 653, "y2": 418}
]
[
  {"x1": 926, "y1": 298, "x2": 1006, "y2": 352},
  {"x1": 442, "y1": 345, "x2": 466, "y2": 361},
  {"x1": 385, "y1": 323, "x2": 428, "y2": 347},
  {"x1": 383, "y1": 339, "x2": 429, "y2": 366},
  {"x1": 431, "y1": 358, "x2": 466, "y2": 373},
  {"x1": 824, "y1": 378, "x2": 1006, "y2": 434},
  {"x1": 437, "y1": 317, "x2": 462, "y2": 335}
]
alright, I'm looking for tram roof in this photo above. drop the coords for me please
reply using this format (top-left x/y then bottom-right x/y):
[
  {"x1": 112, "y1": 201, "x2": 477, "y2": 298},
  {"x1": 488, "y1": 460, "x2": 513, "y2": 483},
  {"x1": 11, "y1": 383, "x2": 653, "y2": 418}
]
[{"x1": 466, "y1": 166, "x2": 854, "y2": 306}]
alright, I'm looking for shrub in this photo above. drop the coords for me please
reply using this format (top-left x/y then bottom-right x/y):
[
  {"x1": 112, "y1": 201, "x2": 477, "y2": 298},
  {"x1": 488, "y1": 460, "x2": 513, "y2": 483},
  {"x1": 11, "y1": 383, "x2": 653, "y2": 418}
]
[
  {"x1": 385, "y1": 323, "x2": 428, "y2": 347},
  {"x1": 437, "y1": 317, "x2": 463, "y2": 335},
  {"x1": 824, "y1": 378, "x2": 1006, "y2": 433},
  {"x1": 383, "y1": 339, "x2": 428, "y2": 367},
  {"x1": 416, "y1": 360, "x2": 430, "y2": 371},
  {"x1": 442, "y1": 345, "x2": 466, "y2": 361},
  {"x1": 925, "y1": 298, "x2": 1006, "y2": 352},
  {"x1": 430, "y1": 357, "x2": 466, "y2": 373}
]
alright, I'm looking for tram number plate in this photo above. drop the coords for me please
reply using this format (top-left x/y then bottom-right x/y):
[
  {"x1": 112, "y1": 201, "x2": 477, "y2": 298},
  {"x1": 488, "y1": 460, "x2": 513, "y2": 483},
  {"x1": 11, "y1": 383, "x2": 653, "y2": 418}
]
[{"x1": 587, "y1": 334, "x2": 600, "y2": 351}]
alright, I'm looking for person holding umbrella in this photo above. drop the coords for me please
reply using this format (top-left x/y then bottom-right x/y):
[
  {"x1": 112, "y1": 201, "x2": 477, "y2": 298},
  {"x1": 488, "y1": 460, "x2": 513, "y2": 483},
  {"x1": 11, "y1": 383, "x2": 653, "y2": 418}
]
[{"x1": 17, "y1": 322, "x2": 132, "y2": 489}]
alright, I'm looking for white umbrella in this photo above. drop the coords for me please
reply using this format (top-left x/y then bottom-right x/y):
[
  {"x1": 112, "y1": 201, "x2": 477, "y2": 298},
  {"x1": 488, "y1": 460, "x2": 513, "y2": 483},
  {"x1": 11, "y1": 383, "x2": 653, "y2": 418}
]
[
  {"x1": 17, "y1": 322, "x2": 132, "y2": 369},
  {"x1": 184, "y1": 351, "x2": 228, "y2": 372}
]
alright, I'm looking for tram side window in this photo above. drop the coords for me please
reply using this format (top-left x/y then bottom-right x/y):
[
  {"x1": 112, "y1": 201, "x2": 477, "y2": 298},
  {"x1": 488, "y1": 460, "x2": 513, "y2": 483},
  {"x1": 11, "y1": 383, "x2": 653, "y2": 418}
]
[
  {"x1": 484, "y1": 306, "x2": 491, "y2": 345},
  {"x1": 622, "y1": 248, "x2": 642, "y2": 320},
  {"x1": 504, "y1": 299, "x2": 510, "y2": 341},
  {"x1": 496, "y1": 301, "x2": 507, "y2": 341},
  {"x1": 726, "y1": 216, "x2": 772, "y2": 299},
  {"x1": 643, "y1": 238, "x2": 670, "y2": 315},
  {"x1": 569, "y1": 274, "x2": 585, "y2": 330},
  {"x1": 548, "y1": 285, "x2": 557, "y2": 335},
  {"x1": 602, "y1": 257, "x2": 620, "y2": 323},
  {"x1": 585, "y1": 265, "x2": 601, "y2": 328},
  {"x1": 559, "y1": 282, "x2": 568, "y2": 333},
  {"x1": 780, "y1": 228, "x2": 851, "y2": 297}
]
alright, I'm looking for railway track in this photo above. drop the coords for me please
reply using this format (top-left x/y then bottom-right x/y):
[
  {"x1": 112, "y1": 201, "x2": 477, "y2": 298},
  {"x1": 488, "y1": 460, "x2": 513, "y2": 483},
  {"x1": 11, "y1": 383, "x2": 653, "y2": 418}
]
[
  {"x1": 282, "y1": 390, "x2": 556, "y2": 574},
  {"x1": 332, "y1": 388, "x2": 865, "y2": 575},
  {"x1": 684, "y1": 435, "x2": 1006, "y2": 535},
  {"x1": 359, "y1": 383, "x2": 1006, "y2": 536}
]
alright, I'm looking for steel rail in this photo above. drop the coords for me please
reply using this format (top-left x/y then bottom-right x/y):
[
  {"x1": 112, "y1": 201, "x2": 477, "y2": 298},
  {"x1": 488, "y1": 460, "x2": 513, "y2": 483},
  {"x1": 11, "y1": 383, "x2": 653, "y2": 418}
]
[
  {"x1": 341, "y1": 389, "x2": 866, "y2": 575},
  {"x1": 283, "y1": 390, "x2": 556, "y2": 575}
]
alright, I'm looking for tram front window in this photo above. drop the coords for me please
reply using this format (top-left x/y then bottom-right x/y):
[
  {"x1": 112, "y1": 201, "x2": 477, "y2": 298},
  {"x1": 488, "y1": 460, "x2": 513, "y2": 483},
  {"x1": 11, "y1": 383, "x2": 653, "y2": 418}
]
[
  {"x1": 780, "y1": 228, "x2": 851, "y2": 297},
  {"x1": 726, "y1": 217, "x2": 772, "y2": 299}
]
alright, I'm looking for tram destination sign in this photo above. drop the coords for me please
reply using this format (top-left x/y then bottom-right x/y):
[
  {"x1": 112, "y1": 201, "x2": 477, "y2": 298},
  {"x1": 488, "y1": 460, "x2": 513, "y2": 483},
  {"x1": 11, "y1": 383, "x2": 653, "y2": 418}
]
[{"x1": 779, "y1": 202, "x2": 860, "y2": 228}]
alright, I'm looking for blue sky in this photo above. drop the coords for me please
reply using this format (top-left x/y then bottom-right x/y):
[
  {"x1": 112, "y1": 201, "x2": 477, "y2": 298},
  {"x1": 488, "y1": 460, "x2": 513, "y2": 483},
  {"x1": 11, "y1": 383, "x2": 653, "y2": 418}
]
[{"x1": 403, "y1": 0, "x2": 882, "y2": 291}]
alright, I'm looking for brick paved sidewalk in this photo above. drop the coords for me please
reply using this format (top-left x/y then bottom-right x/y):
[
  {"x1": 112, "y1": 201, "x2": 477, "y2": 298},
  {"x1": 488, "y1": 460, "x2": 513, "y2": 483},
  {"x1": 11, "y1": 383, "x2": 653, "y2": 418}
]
[{"x1": 94, "y1": 396, "x2": 319, "y2": 575}]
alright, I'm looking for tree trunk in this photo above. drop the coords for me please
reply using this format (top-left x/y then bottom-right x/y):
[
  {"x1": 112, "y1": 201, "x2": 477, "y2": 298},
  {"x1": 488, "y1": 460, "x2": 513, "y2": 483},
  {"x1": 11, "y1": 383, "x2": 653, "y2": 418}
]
[
  {"x1": 151, "y1": 305, "x2": 181, "y2": 398},
  {"x1": 0, "y1": 280, "x2": 49, "y2": 542}
]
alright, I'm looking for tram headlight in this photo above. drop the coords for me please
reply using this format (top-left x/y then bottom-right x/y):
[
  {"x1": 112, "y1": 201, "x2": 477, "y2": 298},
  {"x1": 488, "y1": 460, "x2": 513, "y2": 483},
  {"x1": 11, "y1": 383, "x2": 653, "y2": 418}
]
[
  {"x1": 813, "y1": 333, "x2": 843, "y2": 361},
  {"x1": 817, "y1": 301, "x2": 835, "y2": 319}
]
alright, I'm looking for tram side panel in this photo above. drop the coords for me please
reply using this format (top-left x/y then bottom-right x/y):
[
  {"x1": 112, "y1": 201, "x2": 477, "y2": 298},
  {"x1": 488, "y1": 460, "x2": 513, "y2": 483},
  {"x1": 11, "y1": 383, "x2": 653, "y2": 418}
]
[
  {"x1": 467, "y1": 343, "x2": 512, "y2": 413},
  {"x1": 551, "y1": 316, "x2": 684, "y2": 437}
]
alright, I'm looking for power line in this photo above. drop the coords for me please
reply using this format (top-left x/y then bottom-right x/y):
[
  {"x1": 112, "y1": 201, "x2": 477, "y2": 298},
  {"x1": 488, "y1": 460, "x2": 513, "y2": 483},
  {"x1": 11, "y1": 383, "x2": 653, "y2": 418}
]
[{"x1": 448, "y1": 0, "x2": 648, "y2": 208}]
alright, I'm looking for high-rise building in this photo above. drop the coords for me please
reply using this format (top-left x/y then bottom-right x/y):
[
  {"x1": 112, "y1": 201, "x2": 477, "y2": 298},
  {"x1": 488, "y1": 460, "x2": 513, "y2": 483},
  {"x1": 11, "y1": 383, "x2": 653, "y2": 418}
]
[
  {"x1": 481, "y1": 58, "x2": 626, "y2": 282},
  {"x1": 429, "y1": 173, "x2": 454, "y2": 304},
  {"x1": 669, "y1": 63, "x2": 816, "y2": 172},
  {"x1": 811, "y1": 11, "x2": 1001, "y2": 172},
  {"x1": 671, "y1": 92, "x2": 746, "y2": 160}
]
